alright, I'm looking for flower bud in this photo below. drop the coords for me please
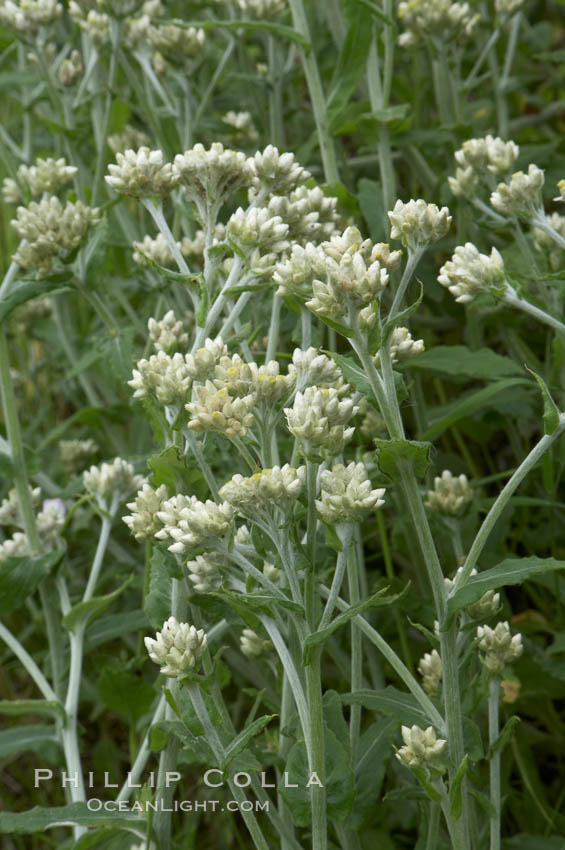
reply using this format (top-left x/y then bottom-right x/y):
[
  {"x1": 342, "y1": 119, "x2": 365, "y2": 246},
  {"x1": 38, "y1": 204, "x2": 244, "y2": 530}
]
[
  {"x1": 418, "y1": 650, "x2": 442, "y2": 696},
  {"x1": 123, "y1": 483, "x2": 169, "y2": 541},
  {"x1": 284, "y1": 387, "x2": 358, "y2": 453},
  {"x1": 240, "y1": 628, "x2": 270, "y2": 657},
  {"x1": 425, "y1": 470, "x2": 472, "y2": 516},
  {"x1": 438, "y1": 243, "x2": 506, "y2": 303},
  {"x1": 316, "y1": 462, "x2": 385, "y2": 524},
  {"x1": 396, "y1": 725, "x2": 447, "y2": 768},
  {"x1": 105, "y1": 147, "x2": 176, "y2": 198},
  {"x1": 155, "y1": 495, "x2": 234, "y2": 555},
  {"x1": 490, "y1": 165, "x2": 544, "y2": 221},
  {"x1": 477, "y1": 622, "x2": 523, "y2": 674},
  {"x1": 145, "y1": 617, "x2": 207, "y2": 677},
  {"x1": 388, "y1": 199, "x2": 451, "y2": 250}
]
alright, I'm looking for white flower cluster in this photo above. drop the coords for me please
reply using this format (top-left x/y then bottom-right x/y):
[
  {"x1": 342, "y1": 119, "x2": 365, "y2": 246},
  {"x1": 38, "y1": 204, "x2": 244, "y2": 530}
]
[
  {"x1": 227, "y1": 206, "x2": 289, "y2": 254},
  {"x1": 267, "y1": 186, "x2": 341, "y2": 245},
  {"x1": 222, "y1": 111, "x2": 259, "y2": 144},
  {"x1": 108, "y1": 125, "x2": 151, "y2": 155},
  {"x1": 388, "y1": 199, "x2": 451, "y2": 251},
  {"x1": 184, "y1": 334, "x2": 223, "y2": 373},
  {"x1": 288, "y1": 347, "x2": 347, "y2": 394},
  {"x1": 251, "y1": 145, "x2": 310, "y2": 195},
  {"x1": 449, "y1": 137, "x2": 519, "y2": 199},
  {"x1": 2, "y1": 157, "x2": 77, "y2": 205},
  {"x1": 395, "y1": 725, "x2": 446, "y2": 768},
  {"x1": 0, "y1": 486, "x2": 41, "y2": 527},
  {"x1": 105, "y1": 147, "x2": 176, "y2": 197},
  {"x1": 133, "y1": 233, "x2": 178, "y2": 268},
  {"x1": 490, "y1": 164, "x2": 545, "y2": 221},
  {"x1": 418, "y1": 650, "x2": 442, "y2": 696},
  {"x1": 11, "y1": 197, "x2": 100, "y2": 277},
  {"x1": 438, "y1": 243, "x2": 506, "y2": 303},
  {"x1": 316, "y1": 462, "x2": 385, "y2": 524},
  {"x1": 36, "y1": 499, "x2": 66, "y2": 549},
  {"x1": 69, "y1": 3, "x2": 109, "y2": 46},
  {"x1": 59, "y1": 439, "x2": 98, "y2": 474},
  {"x1": 83, "y1": 458, "x2": 145, "y2": 508},
  {"x1": 186, "y1": 553, "x2": 224, "y2": 593},
  {"x1": 186, "y1": 384, "x2": 255, "y2": 438},
  {"x1": 232, "y1": 0, "x2": 286, "y2": 18},
  {"x1": 0, "y1": 0, "x2": 62, "y2": 35},
  {"x1": 425, "y1": 470, "x2": 472, "y2": 515},
  {"x1": 155, "y1": 494, "x2": 234, "y2": 555},
  {"x1": 59, "y1": 49, "x2": 83, "y2": 86},
  {"x1": 173, "y1": 143, "x2": 255, "y2": 221},
  {"x1": 0, "y1": 497, "x2": 65, "y2": 560},
  {"x1": 147, "y1": 23, "x2": 205, "y2": 62},
  {"x1": 148, "y1": 310, "x2": 189, "y2": 353},
  {"x1": 397, "y1": 0, "x2": 479, "y2": 48},
  {"x1": 285, "y1": 387, "x2": 358, "y2": 453},
  {"x1": 128, "y1": 351, "x2": 193, "y2": 407},
  {"x1": 374, "y1": 327, "x2": 425, "y2": 367},
  {"x1": 213, "y1": 353, "x2": 294, "y2": 404},
  {"x1": 275, "y1": 227, "x2": 396, "y2": 327},
  {"x1": 122, "y1": 483, "x2": 169, "y2": 541},
  {"x1": 145, "y1": 617, "x2": 207, "y2": 677},
  {"x1": 533, "y1": 213, "x2": 565, "y2": 270},
  {"x1": 219, "y1": 465, "x2": 305, "y2": 515},
  {"x1": 477, "y1": 622, "x2": 523, "y2": 674},
  {"x1": 240, "y1": 628, "x2": 271, "y2": 657}
]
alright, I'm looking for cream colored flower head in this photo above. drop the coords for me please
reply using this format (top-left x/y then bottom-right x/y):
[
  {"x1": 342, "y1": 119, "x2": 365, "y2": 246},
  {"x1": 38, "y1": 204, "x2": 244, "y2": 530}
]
[{"x1": 145, "y1": 617, "x2": 207, "y2": 677}]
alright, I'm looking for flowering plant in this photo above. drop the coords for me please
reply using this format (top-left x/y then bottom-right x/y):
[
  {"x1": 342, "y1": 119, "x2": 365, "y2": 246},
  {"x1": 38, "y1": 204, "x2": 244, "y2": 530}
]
[{"x1": 1, "y1": 2, "x2": 565, "y2": 849}]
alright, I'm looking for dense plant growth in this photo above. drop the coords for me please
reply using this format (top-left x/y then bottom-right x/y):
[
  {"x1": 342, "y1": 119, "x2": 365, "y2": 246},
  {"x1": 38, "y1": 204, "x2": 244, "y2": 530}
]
[{"x1": 1, "y1": 1, "x2": 565, "y2": 849}]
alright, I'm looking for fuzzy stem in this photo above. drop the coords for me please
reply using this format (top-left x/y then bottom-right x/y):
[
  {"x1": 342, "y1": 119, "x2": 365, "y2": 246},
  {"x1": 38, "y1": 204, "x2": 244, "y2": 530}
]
[
  {"x1": 287, "y1": 0, "x2": 339, "y2": 183},
  {"x1": 325, "y1": 587, "x2": 446, "y2": 733},
  {"x1": 503, "y1": 288, "x2": 565, "y2": 337},
  {"x1": 0, "y1": 621, "x2": 58, "y2": 702},
  {"x1": 305, "y1": 646, "x2": 327, "y2": 850},
  {"x1": 489, "y1": 677, "x2": 501, "y2": 850},
  {"x1": 388, "y1": 247, "x2": 424, "y2": 321},
  {"x1": 319, "y1": 524, "x2": 353, "y2": 629},
  {"x1": 187, "y1": 683, "x2": 270, "y2": 850}
]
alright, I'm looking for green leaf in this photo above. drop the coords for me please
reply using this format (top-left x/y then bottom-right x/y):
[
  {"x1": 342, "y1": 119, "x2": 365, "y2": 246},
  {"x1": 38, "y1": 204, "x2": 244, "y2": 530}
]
[
  {"x1": 421, "y1": 378, "x2": 531, "y2": 441},
  {"x1": 470, "y1": 787, "x2": 497, "y2": 818},
  {"x1": 327, "y1": 6, "x2": 373, "y2": 131},
  {"x1": 145, "y1": 549, "x2": 176, "y2": 629},
  {"x1": 346, "y1": 719, "x2": 396, "y2": 828},
  {"x1": 375, "y1": 438, "x2": 433, "y2": 479},
  {"x1": 209, "y1": 588, "x2": 303, "y2": 618},
  {"x1": 84, "y1": 216, "x2": 109, "y2": 284},
  {"x1": 97, "y1": 668, "x2": 157, "y2": 722},
  {"x1": 0, "y1": 724, "x2": 59, "y2": 759},
  {"x1": 0, "y1": 549, "x2": 65, "y2": 616},
  {"x1": 327, "y1": 351, "x2": 375, "y2": 401},
  {"x1": 303, "y1": 584, "x2": 409, "y2": 665},
  {"x1": 358, "y1": 178, "x2": 384, "y2": 242},
  {"x1": 63, "y1": 575, "x2": 134, "y2": 632},
  {"x1": 410, "y1": 765, "x2": 442, "y2": 802},
  {"x1": 449, "y1": 754, "x2": 469, "y2": 820},
  {"x1": 0, "y1": 804, "x2": 146, "y2": 836},
  {"x1": 502, "y1": 837, "x2": 565, "y2": 850},
  {"x1": 447, "y1": 557, "x2": 565, "y2": 616},
  {"x1": 487, "y1": 715, "x2": 521, "y2": 759},
  {"x1": 401, "y1": 345, "x2": 523, "y2": 381},
  {"x1": 525, "y1": 367, "x2": 561, "y2": 434},
  {"x1": 279, "y1": 729, "x2": 354, "y2": 826},
  {"x1": 0, "y1": 699, "x2": 65, "y2": 721},
  {"x1": 357, "y1": 0, "x2": 393, "y2": 22},
  {"x1": 341, "y1": 686, "x2": 438, "y2": 728},
  {"x1": 85, "y1": 609, "x2": 149, "y2": 650},
  {"x1": 222, "y1": 714, "x2": 277, "y2": 770},
  {"x1": 0, "y1": 278, "x2": 74, "y2": 324}
]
